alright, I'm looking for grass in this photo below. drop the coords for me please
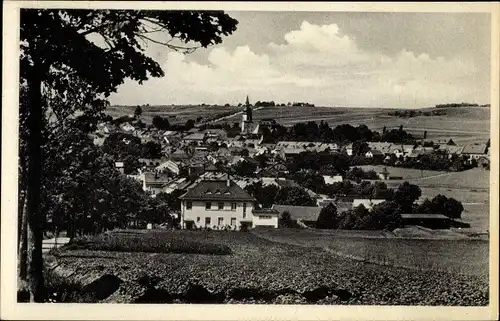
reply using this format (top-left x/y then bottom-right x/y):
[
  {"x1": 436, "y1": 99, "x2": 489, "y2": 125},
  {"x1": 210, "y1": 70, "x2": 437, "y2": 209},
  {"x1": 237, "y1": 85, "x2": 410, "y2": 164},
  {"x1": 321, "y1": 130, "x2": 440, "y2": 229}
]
[
  {"x1": 354, "y1": 165, "x2": 447, "y2": 180},
  {"x1": 252, "y1": 228, "x2": 489, "y2": 278},
  {"x1": 47, "y1": 229, "x2": 489, "y2": 305},
  {"x1": 62, "y1": 229, "x2": 232, "y2": 255}
]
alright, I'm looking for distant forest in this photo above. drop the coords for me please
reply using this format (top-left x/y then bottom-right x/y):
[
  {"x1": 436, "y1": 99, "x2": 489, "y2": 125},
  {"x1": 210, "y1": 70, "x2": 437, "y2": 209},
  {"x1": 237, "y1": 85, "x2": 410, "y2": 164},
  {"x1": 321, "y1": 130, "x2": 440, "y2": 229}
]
[{"x1": 435, "y1": 103, "x2": 490, "y2": 108}]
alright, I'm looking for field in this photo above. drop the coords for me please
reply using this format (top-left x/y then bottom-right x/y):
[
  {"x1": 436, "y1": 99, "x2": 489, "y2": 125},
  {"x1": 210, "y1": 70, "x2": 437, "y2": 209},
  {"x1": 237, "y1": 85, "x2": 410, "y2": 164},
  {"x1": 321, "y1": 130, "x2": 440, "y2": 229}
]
[
  {"x1": 45, "y1": 229, "x2": 488, "y2": 305},
  {"x1": 354, "y1": 165, "x2": 448, "y2": 180},
  {"x1": 249, "y1": 106, "x2": 490, "y2": 144},
  {"x1": 369, "y1": 168, "x2": 490, "y2": 231},
  {"x1": 252, "y1": 228, "x2": 489, "y2": 278},
  {"x1": 106, "y1": 105, "x2": 241, "y2": 125},
  {"x1": 106, "y1": 104, "x2": 490, "y2": 145}
]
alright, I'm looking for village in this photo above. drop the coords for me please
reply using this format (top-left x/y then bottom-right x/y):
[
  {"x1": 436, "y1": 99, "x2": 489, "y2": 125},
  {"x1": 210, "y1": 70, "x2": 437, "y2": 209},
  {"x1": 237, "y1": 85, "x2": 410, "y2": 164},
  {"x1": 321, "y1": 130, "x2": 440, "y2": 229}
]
[{"x1": 88, "y1": 97, "x2": 490, "y2": 232}]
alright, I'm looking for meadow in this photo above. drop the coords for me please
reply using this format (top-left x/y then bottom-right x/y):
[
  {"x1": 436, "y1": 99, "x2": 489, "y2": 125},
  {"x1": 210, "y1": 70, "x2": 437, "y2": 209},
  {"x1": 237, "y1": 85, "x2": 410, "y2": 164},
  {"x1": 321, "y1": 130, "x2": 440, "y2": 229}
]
[{"x1": 44, "y1": 229, "x2": 488, "y2": 305}]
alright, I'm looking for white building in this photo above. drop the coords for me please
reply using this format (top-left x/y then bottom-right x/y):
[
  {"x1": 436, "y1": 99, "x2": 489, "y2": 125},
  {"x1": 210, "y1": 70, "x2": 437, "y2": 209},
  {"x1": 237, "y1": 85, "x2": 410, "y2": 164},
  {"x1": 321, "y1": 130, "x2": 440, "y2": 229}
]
[
  {"x1": 352, "y1": 199, "x2": 386, "y2": 211},
  {"x1": 178, "y1": 177, "x2": 278, "y2": 230}
]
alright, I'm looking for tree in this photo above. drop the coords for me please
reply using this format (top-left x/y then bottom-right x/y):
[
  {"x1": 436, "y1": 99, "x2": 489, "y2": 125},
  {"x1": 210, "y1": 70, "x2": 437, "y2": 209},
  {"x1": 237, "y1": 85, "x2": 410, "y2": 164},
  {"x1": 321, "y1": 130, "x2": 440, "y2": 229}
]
[
  {"x1": 245, "y1": 182, "x2": 279, "y2": 208},
  {"x1": 274, "y1": 186, "x2": 316, "y2": 206},
  {"x1": 371, "y1": 201, "x2": 402, "y2": 230},
  {"x1": 280, "y1": 211, "x2": 293, "y2": 228},
  {"x1": 152, "y1": 115, "x2": 170, "y2": 130},
  {"x1": 415, "y1": 194, "x2": 464, "y2": 219},
  {"x1": 239, "y1": 148, "x2": 250, "y2": 157},
  {"x1": 134, "y1": 105, "x2": 142, "y2": 119},
  {"x1": 20, "y1": 8, "x2": 238, "y2": 301},
  {"x1": 185, "y1": 119, "x2": 195, "y2": 130},
  {"x1": 232, "y1": 160, "x2": 257, "y2": 177},
  {"x1": 394, "y1": 182, "x2": 422, "y2": 213},
  {"x1": 316, "y1": 203, "x2": 338, "y2": 229}
]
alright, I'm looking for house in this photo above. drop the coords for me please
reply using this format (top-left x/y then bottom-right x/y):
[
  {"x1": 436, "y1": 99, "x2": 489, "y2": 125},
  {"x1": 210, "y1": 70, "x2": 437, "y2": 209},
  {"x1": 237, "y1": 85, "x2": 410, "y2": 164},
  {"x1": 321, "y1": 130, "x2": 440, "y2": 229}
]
[
  {"x1": 119, "y1": 122, "x2": 135, "y2": 132},
  {"x1": 115, "y1": 161, "x2": 124, "y2": 174},
  {"x1": 365, "y1": 149, "x2": 384, "y2": 159},
  {"x1": 367, "y1": 142, "x2": 393, "y2": 155},
  {"x1": 252, "y1": 208, "x2": 280, "y2": 228},
  {"x1": 438, "y1": 144, "x2": 463, "y2": 156},
  {"x1": 323, "y1": 175, "x2": 343, "y2": 185},
  {"x1": 272, "y1": 205, "x2": 322, "y2": 227},
  {"x1": 182, "y1": 132, "x2": 206, "y2": 145},
  {"x1": 377, "y1": 167, "x2": 391, "y2": 180},
  {"x1": 201, "y1": 129, "x2": 228, "y2": 141},
  {"x1": 352, "y1": 199, "x2": 386, "y2": 211},
  {"x1": 142, "y1": 172, "x2": 171, "y2": 197},
  {"x1": 139, "y1": 158, "x2": 164, "y2": 170},
  {"x1": 345, "y1": 143, "x2": 353, "y2": 156},
  {"x1": 179, "y1": 177, "x2": 257, "y2": 230},
  {"x1": 460, "y1": 143, "x2": 488, "y2": 161},
  {"x1": 162, "y1": 177, "x2": 194, "y2": 194},
  {"x1": 391, "y1": 144, "x2": 415, "y2": 158}
]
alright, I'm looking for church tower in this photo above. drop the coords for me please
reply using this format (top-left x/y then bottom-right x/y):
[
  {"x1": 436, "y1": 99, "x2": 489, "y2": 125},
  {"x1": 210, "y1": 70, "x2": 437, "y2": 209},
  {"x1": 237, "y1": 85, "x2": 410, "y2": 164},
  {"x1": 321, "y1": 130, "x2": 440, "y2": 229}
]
[
  {"x1": 245, "y1": 95, "x2": 252, "y2": 123},
  {"x1": 241, "y1": 95, "x2": 253, "y2": 133}
]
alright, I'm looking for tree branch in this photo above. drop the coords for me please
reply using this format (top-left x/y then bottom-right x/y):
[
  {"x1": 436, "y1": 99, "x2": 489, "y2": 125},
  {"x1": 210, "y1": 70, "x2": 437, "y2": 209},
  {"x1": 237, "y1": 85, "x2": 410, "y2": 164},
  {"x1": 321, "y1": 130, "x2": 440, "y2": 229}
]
[{"x1": 136, "y1": 34, "x2": 200, "y2": 53}]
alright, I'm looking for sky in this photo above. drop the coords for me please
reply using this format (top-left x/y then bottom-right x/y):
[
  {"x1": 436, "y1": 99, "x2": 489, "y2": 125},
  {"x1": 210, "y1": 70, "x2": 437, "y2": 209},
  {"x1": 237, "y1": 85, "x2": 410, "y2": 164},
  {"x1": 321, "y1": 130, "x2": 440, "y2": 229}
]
[{"x1": 109, "y1": 11, "x2": 491, "y2": 109}]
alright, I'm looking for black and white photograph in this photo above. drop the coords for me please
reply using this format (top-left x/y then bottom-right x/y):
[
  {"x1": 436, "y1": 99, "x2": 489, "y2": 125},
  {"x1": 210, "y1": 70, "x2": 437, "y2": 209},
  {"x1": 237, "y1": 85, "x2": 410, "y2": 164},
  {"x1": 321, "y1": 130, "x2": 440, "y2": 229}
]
[{"x1": 1, "y1": 1, "x2": 498, "y2": 320}]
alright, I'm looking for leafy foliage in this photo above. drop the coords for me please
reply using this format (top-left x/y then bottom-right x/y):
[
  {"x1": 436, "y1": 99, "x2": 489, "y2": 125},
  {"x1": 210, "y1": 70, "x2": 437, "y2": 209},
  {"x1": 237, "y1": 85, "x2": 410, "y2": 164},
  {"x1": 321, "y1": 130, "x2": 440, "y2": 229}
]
[
  {"x1": 394, "y1": 182, "x2": 422, "y2": 213},
  {"x1": 316, "y1": 204, "x2": 339, "y2": 229},
  {"x1": 274, "y1": 186, "x2": 316, "y2": 207},
  {"x1": 414, "y1": 195, "x2": 464, "y2": 219},
  {"x1": 65, "y1": 230, "x2": 232, "y2": 255}
]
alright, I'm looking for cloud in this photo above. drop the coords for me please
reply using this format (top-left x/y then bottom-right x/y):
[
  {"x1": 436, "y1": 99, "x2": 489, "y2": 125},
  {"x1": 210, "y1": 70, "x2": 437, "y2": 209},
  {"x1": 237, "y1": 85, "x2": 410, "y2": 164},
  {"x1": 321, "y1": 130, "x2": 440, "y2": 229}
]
[{"x1": 110, "y1": 21, "x2": 488, "y2": 108}]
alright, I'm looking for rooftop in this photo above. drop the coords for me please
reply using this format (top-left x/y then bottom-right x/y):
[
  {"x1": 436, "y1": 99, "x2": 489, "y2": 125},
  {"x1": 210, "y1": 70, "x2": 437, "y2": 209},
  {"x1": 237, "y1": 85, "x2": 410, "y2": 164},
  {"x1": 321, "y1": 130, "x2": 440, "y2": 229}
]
[
  {"x1": 179, "y1": 179, "x2": 256, "y2": 201},
  {"x1": 401, "y1": 214, "x2": 450, "y2": 220},
  {"x1": 461, "y1": 143, "x2": 487, "y2": 155},
  {"x1": 272, "y1": 205, "x2": 321, "y2": 222}
]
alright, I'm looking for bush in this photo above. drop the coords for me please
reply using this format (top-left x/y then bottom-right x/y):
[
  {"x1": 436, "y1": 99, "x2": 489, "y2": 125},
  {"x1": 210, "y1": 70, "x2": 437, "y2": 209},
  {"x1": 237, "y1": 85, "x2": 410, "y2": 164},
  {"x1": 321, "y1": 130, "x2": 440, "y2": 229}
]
[{"x1": 63, "y1": 231, "x2": 232, "y2": 255}]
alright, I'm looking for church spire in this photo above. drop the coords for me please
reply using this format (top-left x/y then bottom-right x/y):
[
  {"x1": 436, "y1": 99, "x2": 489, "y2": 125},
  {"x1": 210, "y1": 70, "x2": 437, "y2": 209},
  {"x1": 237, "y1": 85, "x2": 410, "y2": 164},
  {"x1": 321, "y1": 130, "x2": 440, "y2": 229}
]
[{"x1": 245, "y1": 95, "x2": 252, "y2": 123}]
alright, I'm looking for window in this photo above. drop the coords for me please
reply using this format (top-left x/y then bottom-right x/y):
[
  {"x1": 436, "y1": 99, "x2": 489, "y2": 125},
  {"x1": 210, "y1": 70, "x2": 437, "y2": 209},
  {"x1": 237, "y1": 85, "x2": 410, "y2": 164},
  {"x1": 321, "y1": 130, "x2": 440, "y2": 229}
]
[
  {"x1": 259, "y1": 215, "x2": 272, "y2": 220},
  {"x1": 243, "y1": 203, "x2": 247, "y2": 218},
  {"x1": 205, "y1": 202, "x2": 212, "y2": 210},
  {"x1": 231, "y1": 203, "x2": 237, "y2": 210},
  {"x1": 218, "y1": 202, "x2": 224, "y2": 210},
  {"x1": 205, "y1": 217, "x2": 211, "y2": 226},
  {"x1": 186, "y1": 201, "x2": 192, "y2": 210},
  {"x1": 196, "y1": 217, "x2": 200, "y2": 223},
  {"x1": 218, "y1": 217, "x2": 224, "y2": 226},
  {"x1": 231, "y1": 218, "x2": 236, "y2": 226}
]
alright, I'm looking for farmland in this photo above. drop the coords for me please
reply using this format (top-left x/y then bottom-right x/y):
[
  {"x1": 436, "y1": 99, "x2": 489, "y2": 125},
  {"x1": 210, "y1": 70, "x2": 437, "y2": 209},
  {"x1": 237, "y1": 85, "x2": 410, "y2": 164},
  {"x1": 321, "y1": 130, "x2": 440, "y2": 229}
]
[
  {"x1": 360, "y1": 167, "x2": 490, "y2": 231},
  {"x1": 252, "y1": 228, "x2": 489, "y2": 278},
  {"x1": 106, "y1": 104, "x2": 489, "y2": 144},
  {"x1": 106, "y1": 105, "x2": 241, "y2": 125},
  {"x1": 45, "y1": 229, "x2": 488, "y2": 305}
]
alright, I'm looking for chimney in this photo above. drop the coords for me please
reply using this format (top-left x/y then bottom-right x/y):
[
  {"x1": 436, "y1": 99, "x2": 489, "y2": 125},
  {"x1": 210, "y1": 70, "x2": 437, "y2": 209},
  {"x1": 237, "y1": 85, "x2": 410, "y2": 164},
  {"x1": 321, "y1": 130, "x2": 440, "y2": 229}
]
[{"x1": 226, "y1": 173, "x2": 231, "y2": 187}]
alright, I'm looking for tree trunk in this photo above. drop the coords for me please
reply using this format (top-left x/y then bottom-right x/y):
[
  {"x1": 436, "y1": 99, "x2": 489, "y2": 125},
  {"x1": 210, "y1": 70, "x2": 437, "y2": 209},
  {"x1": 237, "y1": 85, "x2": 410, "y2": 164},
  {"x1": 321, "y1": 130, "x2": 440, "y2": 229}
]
[
  {"x1": 25, "y1": 69, "x2": 45, "y2": 302},
  {"x1": 18, "y1": 195, "x2": 28, "y2": 280}
]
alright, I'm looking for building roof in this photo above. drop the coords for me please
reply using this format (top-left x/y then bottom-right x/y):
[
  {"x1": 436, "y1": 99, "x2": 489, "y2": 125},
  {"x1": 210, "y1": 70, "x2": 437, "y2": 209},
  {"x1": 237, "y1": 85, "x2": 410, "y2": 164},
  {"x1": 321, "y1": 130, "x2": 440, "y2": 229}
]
[
  {"x1": 144, "y1": 172, "x2": 170, "y2": 185},
  {"x1": 183, "y1": 133, "x2": 206, "y2": 141},
  {"x1": 323, "y1": 175, "x2": 343, "y2": 184},
  {"x1": 367, "y1": 142, "x2": 393, "y2": 154},
  {"x1": 367, "y1": 149, "x2": 384, "y2": 156},
  {"x1": 401, "y1": 214, "x2": 450, "y2": 220},
  {"x1": 352, "y1": 199, "x2": 386, "y2": 209},
  {"x1": 252, "y1": 208, "x2": 279, "y2": 215},
  {"x1": 272, "y1": 205, "x2": 321, "y2": 222},
  {"x1": 179, "y1": 179, "x2": 256, "y2": 201},
  {"x1": 461, "y1": 143, "x2": 487, "y2": 155}
]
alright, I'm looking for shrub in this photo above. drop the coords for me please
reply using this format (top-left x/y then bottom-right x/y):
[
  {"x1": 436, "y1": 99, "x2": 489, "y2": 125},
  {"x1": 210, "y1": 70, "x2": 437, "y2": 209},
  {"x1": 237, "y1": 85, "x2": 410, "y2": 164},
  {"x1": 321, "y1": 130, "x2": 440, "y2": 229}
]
[{"x1": 63, "y1": 231, "x2": 232, "y2": 255}]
